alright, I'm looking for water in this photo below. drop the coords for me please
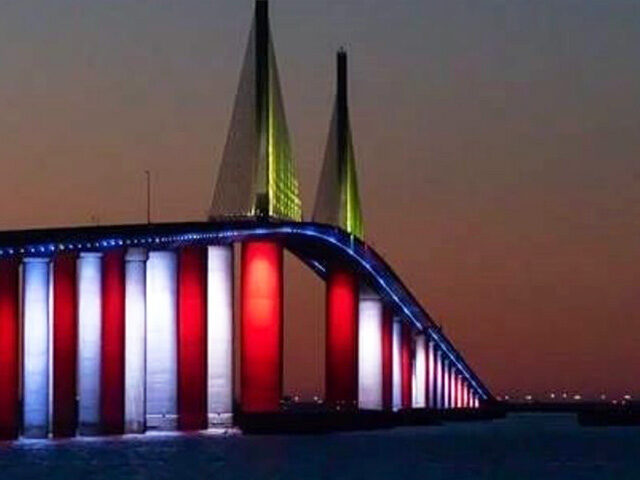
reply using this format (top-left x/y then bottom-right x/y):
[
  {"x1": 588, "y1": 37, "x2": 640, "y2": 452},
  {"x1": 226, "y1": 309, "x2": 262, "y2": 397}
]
[{"x1": 1, "y1": 414, "x2": 639, "y2": 479}]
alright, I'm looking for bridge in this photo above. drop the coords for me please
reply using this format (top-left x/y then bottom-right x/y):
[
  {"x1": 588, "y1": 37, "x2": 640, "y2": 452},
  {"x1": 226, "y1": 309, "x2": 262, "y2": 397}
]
[{"x1": 0, "y1": 0, "x2": 492, "y2": 440}]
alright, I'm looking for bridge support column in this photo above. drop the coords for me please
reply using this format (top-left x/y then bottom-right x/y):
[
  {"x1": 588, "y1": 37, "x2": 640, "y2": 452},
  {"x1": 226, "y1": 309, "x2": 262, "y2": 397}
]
[
  {"x1": 102, "y1": 250, "x2": 125, "y2": 434},
  {"x1": 450, "y1": 367, "x2": 456, "y2": 409},
  {"x1": 241, "y1": 241, "x2": 283, "y2": 413},
  {"x1": 391, "y1": 318, "x2": 402, "y2": 411},
  {"x1": 452, "y1": 372, "x2": 458, "y2": 409},
  {"x1": 325, "y1": 268, "x2": 358, "y2": 409},
  {"x1": 178, "y1": 246, "x2": 207, "y2": 431},
  {"x1": 443, "y1": 359, "x2": 450, "y2": 410},
  {"x1": 463, "y1": 382, "x2": 468, "y2": 408},
  {"x1": 413, "y1": 334, "x2": 426, "y2": 408},
  {"x1": 381, "y1": 306, "x2": 393, "y2": 411},
  {"x1": 435, "y1": 349, "x2": 443, "y2": 410},
  {"x1": 427, "y1": 340, "x2": 435, "y2": 409},
  {"x1": 23, "y1": 257, "x2": 51, "y2": 438},
  {"x1": 146, "y1": 251, "x2": 178, "y2": 430},
  {"x1": 124, "y1": 248, "x2": 147, "y2": 433},
  {"x1": 400, "y1": 323, "x2": 412, "y2": 409},
  {"x1": 52, "y1": 254, "x2": 77, "y2": 437},
  {"x1": 462, "y1": 378, "x2": 468, "y2": 408},
  {"x1": 0, "y1": 259, "x2": 19, "y2": 440},
  {"x1": 358, "y1": 287, "x2": 383, "y2": 410},
  {"x1": 207, "y1": 245, "x2": 234, "y2": 426},
  {"x1": 78, "y1": 252, "x2": 103, "y2": 436}
]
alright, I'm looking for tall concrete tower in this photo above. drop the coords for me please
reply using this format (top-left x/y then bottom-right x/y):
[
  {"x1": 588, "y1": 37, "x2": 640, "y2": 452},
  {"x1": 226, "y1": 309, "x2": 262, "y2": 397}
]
[
  {"x1": 209, "y1": 0, "x2": 302, "y2": 221},
  {"x1": 313, "y1": 50, "x2": 364, "y2": 238}
]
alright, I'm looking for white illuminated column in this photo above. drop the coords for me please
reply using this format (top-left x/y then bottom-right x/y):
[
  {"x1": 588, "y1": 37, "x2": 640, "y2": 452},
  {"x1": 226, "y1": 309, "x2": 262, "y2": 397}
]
[
  {"x1": 435, "y1": 349, "x2": 443, "y2": 410},
  {"x1": 428, "y1": 340, "x2": 435, "y2": 408},
  {"x1": 391, "y1": 318, "x2": 402, "y2": 411},
  {"x1": 146, "y1": 251, "x2": 178, "y2": 430},
  {"x1": 207, "y1": 245, "x2": 234, "y2": 426},
  {"x1": 358, "y1": 288, "x2": 383, "y2": 410},
  {"x1": 413, "y1": 335, "x2": 426, "y2": 408},
  {"x1": 464, "y1": 382, "x2": 469, "y2": 408},
  {"x1": 47, "y1": 261, "x2": 53, "y2": 434},
  {"x1": 450, "y1": 368, "x2": 457, "y2": 409},
  {"x1": 443, "y1": 359, "x2": 450, "y2": 409},
  {"x1": 22, "y1": 257, "x2": 50, "y2": 438},
  {"x1": 77, "y1": 252, "x2": 103, "y2": 435},
  {"x1": 124, "y1": 248, "x2": 147, "y2": 433},
  {"x1": 411, "y1": 341, "x2": 417, "y2": 408}
]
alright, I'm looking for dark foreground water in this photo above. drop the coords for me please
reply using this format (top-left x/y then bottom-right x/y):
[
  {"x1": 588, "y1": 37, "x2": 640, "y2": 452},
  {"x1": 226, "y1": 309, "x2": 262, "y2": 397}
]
[{"x1": 1, "y1": 414, "x2": 639, "y2": 479}]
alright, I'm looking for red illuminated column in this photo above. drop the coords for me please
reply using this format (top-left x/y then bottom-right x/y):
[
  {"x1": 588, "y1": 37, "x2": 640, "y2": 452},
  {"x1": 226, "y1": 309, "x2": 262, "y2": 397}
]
[
  {"x1": 52, "y1": 254, "x2": 78, "y2": 437},
  {"x1": 241, "y1": 241, "x2": 283, "y2": 413},
  {"x1": 325, "y1": 268, "x2": 358, "y2": 409},
  {"x1": 101, "y1": 250, "x2": 125, "y2": 434},
  {"x1": 0, "y1": 259, "x2": 19, "y2": 440},
  {"x1": 178, "y1": 246, "x2": 207, "y2": 430},
  {"x1": 381, "y1": 306, "x2": 393, "y2": 411},
  {"x1": 401, "y1": 323, "x2": 413, "y2": 409}
]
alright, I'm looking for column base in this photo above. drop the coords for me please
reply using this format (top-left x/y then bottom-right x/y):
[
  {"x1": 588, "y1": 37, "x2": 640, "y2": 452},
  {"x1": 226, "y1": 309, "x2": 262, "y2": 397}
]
[
  {"x1": 124, "y1": 420, "x2": 145, "y2": 434},
  {"x1": 78, "y1": 424, "x2": 102, "y2": 437},
  {"x1": 22, "y1": 427, "x2": 48, "y2": 439},
  {"x1": 146, "y1": 414, "x2": 178, "y2": 431},
  {"x1": 208, "y1": 413, "x2": 233, "y2": 427}
]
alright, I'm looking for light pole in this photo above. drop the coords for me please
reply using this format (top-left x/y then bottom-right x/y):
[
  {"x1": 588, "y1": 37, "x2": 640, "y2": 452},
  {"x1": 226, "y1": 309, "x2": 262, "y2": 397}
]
[{"x1": 145, "y1": 170, "x2": 151, "y2": 224}]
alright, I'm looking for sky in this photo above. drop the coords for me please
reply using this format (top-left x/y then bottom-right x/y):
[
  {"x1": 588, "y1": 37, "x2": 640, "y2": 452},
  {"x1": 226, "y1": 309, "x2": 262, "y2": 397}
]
[{"x1": 0, "y1": 0, "x2": 639, "y2": 400}]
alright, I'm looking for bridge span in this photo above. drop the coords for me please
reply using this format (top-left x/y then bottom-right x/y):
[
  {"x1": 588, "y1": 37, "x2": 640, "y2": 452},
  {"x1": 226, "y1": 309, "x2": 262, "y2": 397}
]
[
  {"x1": 0, "y1": 220, "x2": 491, "y2": 439},
  {"x1": 0, "y1": 0, "x2": 494, "y2": 440}
]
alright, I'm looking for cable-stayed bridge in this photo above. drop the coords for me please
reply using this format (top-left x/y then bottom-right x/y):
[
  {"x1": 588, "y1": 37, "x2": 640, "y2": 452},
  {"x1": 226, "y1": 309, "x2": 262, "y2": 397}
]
[{"x1": 0, "y1": 0, "x2": 492, "y2": 440}]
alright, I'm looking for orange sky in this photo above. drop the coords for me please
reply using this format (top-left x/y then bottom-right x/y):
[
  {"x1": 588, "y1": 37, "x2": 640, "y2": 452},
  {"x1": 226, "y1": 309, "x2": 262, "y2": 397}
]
[{"x1": 0, "y1": 0, "x2": 639, "y2": 400}]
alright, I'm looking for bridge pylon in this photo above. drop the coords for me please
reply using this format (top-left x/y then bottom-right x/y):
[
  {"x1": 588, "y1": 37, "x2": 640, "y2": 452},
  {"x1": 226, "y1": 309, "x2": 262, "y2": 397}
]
[
  {"x1": 313, "y1": 50, "x2": 364, "y2": 238},
  {"x1": 209, "y1": 0, "x2": 302, "y2": 222}
]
